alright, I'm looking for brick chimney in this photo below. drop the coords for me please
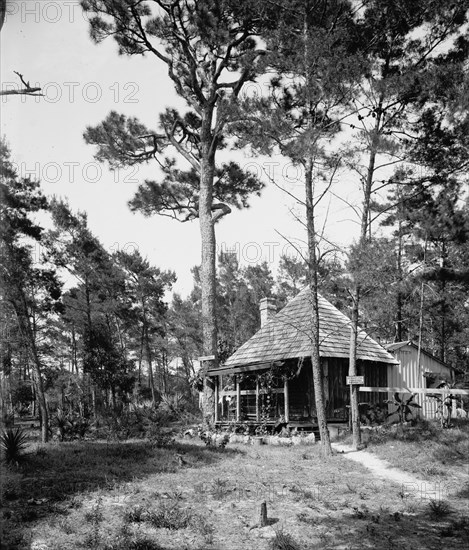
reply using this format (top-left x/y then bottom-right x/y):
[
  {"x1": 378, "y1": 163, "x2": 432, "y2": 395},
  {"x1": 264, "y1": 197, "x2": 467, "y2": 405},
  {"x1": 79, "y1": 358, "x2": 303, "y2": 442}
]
[{"x1": 260, "y1": 297, "x2": 276, "y2": 327}]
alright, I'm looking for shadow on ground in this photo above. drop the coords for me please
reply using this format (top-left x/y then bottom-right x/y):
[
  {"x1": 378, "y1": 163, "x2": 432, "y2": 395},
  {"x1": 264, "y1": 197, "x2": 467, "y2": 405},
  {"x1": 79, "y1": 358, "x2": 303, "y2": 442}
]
[
  {"x1": 295, "y1": 501, "x2": 469, "y2": 549},
  {"x1": 10, "y1": 439, "x2": 243, "y2": 502}
]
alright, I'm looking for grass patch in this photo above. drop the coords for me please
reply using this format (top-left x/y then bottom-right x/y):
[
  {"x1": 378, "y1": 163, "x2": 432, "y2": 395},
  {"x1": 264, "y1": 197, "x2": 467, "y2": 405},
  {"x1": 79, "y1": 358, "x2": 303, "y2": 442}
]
[
  {"x1": 297, "y1": 511, "x2": 315, "y2": 525},
  {"x1": 11, "y1": 439, "x2": 236, "y2": 502},
  {"x1": 270, "y1": 530, "x2": 303, "y2": 550},
  {"x1": 359, "y1": 419, "x2": 469, "y2": 481},
  {"x1": 2, "y1": 433, "x2": 468, "y2": 550},
  {"x1": 124, "y1": 502, "x2": 193, "y2": 530},
  {"x1": 104, "y1": 538, "x2": 165, "y2": 550},
  {"x1": 439, "y1": 517, "x2": 469, "y2": 538}
]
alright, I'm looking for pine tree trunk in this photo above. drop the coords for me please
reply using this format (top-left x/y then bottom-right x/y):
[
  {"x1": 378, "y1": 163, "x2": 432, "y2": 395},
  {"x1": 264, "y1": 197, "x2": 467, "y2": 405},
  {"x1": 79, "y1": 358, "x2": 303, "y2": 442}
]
[
  {"x1": 144, "y1": 323, "x2": 157, "y2": 406},
  {"x1": 349, "y1": 293, "x2": 361, "y2": 449},
  {"x1": 396, "y1": 219, "x2": 404, "y2": 342},
  {"x1": 91, "y1": 383, "x2": 97, "y2": 420},
  {"x1": 302, "y1": 2, "x2": 332, "y2": 456},
  {"x1": 348, "y1": 90, "x2": 384, "y2": 450},
  {"x1": 32, "y1": 383, "x2": 36, "y2": 417},
  {"x1": 13, "y1": 290, "x2": 49, "y2": 442},
  {"x1": 0, "y1": 373, "x2": 4, "y2": 425},
  {"x1": 199, "y1": 126, "x2": 218, "y2": 425},
  {"x1": 71, "y1": 324, "x2": 78, "y2": 374},
  {"x1": 305, "y1": 158, "x2": 332, "y2": 456},
  {"x1": 137, "y1": 324, "x2": 145, "y2": 400},
  {"x1": 439, "y1": 243, "x2": 447, "y2": 362}
]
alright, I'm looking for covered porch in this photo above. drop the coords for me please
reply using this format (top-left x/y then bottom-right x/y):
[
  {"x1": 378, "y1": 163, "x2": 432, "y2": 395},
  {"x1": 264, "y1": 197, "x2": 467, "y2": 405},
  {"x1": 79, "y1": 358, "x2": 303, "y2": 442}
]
[{"x1": 208, "y1": 357, "x2": 388, "y2": 430}]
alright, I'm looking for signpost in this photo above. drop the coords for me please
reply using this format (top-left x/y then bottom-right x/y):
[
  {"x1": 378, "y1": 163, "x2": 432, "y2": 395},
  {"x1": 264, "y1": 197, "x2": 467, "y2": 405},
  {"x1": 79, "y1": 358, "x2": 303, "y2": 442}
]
[
  {"x1": 198, "y1": 355, "x2": 216, "y2": 362},
  {"x1": 346, "y1": 375, "x2": 365, "y2": 385},
  {"x1": 347, "y1": 375, "x2": 365, "y2": 434}
]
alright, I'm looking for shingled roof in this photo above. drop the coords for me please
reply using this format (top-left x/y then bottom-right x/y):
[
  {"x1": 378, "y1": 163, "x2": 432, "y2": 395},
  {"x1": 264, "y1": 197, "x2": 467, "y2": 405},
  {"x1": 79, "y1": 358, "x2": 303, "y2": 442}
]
[{"x1": 213, "y1": 288, "x2": 397, "y2": 374}]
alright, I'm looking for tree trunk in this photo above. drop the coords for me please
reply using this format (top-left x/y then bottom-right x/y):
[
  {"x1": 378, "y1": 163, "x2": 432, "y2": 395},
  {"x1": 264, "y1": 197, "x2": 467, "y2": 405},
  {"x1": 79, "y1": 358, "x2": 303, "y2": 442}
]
[
  {"x1": 32, "y1": 382, "x2": 36, "y2": 417},
  {"x1": 0, "y1": 373, "x2": 4, "y2": 425},
  {"x1": 416, "y1": 236, "x2": 427, "y2": 374},
  {"x1": 161, "y1": 350, "x2": 168, "y2": 394},
  {"x1": 15, "y1": 292, "x2": 49, "y2": 442},
  {"x1": 302, "y1": 1, "x2": 332, "y2": 456},
  {"x1": 137, "y1": 323, "x2": 145, "y2": 403},
  {"x1": 110, "y1": 387, "x2": 116, "y2": 410},
  {"x1": 91, "y1": 383, "x2": 97, "y2": 420},
  {"x1": 349, "y1": 294, "x2": 361, "y2": 449},
  {"x1": 71, "y1": 324, "x2": 78, "y2": 374},
  {"x1": 144, "y1": 322, "x2": 157, "y2": 406},
  {"x1": 199, "y1": 123, "x2": 218, "y2": 425},
  {"x1": 439, "y1": 242, "x2": 447, "y2": 362},
  {"x1": 396, "y1": 217, "x2": 404, "y2": 342},
  {"x1": 305, "y1": 157, "x2": 332, "y2": 456},
  {"x1": 348, "y1": 88, "x2": 385, "y2": 449}
]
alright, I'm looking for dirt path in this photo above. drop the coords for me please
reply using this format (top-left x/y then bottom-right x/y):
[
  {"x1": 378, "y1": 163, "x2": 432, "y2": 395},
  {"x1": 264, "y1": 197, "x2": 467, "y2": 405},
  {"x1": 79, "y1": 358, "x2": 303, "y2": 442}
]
[{"x1": 332, "y1": 442, "x2": 447, "y2": 500}]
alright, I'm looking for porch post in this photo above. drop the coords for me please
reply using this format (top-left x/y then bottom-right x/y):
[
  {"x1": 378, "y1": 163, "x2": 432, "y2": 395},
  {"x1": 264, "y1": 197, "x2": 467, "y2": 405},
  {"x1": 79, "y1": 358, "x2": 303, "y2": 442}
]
[
  {"x1": 284, "y1": 377, "x2": 289, "y2": 422},
  {"x1": 236, "y1": 375, "x2": 241, "y2": 421},
  {"x1": 256, "y1": 376, "x2": 260, "y2": 422},
  {"x1": 214, "y1": 376, "x2": 219, "y2": 422}
]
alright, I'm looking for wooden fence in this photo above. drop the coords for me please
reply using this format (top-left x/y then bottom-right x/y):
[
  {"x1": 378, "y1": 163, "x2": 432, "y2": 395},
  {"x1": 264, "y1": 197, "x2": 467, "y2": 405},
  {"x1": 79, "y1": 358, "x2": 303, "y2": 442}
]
[{"x1": 359, "y1": 387, "x2": 469, "y2": 420}]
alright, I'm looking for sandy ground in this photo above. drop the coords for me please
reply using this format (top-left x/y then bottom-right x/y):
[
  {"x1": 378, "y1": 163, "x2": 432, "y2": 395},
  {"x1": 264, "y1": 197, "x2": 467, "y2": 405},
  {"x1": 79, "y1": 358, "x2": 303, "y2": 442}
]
[
  {"x1": 332, "y1": 443, "x2": 445, "y2": 499},
  {"x1": 4, "y1": 433, "x2": 468, "y2": 550}
]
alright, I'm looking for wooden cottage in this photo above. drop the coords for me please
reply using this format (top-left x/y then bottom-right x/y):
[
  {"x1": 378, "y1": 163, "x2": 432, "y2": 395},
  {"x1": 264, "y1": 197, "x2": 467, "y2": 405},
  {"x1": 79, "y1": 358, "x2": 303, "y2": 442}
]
[
  {"x1": 386, "y1": 341, "x2": 455, "y2": 419},
  {"x1": 207, "y1": 288, "x2": 398, "y2": 429}
]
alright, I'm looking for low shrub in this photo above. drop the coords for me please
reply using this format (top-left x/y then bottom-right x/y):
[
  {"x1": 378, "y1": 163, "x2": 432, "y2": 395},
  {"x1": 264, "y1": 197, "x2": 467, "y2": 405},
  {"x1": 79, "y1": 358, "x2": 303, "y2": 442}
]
[
  {"x1": 84, "y1": 497, "x2": 104, "y2": 548},
  {"x1": 198, "y1": 429, "x2": 230, "y2": 449},
  {"x1": 428, "y1": 499, "x2": 452, "y2": 519},
  {"x1": 93, "y1": 406, "x2": 173, "y2": 442},
  {"x1": 147, "y1": 502, "x2": 193, "y2": 530},
  {"x1": 1, "y1": 427, "x2": 29, "y2": 465},
  {"x1": 103, "y1": 535, "x2": 165, "y2": 550},
  {"x1": 270, "y1": 530, "x2": 303, "y2": 550},
  {"x1": 125, "y1": 501, "x2": 194, "y2": 530},
  {"x1": 0, "y1": 469, "x2": 22, "y2": 503},
  {"x1": 360, "y1": 403, "x2": 388, "y2": 426},
  {"x1": 53, "y1": 409, "x2": 90, "y2": 441},
  {"x1": 439, "y1": 517, "x2": 469, "y2": 538}
]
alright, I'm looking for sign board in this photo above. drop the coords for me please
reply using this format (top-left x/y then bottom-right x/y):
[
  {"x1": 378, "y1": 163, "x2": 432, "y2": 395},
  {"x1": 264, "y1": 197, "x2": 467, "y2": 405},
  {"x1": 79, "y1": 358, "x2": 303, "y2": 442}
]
[
  {"x1": 198, "y1": 355, "x2": 216, "y2": 362},
  {"x1": 346, "y1": 376, "x2": 365, "y2": 385}
]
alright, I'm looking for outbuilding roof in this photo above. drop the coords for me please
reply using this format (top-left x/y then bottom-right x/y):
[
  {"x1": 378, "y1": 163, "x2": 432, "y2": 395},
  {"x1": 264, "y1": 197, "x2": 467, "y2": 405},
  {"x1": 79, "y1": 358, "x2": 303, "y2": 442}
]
[
  {"x1": 215, "y1": 287, "x2": 397, "y2": 373},
  {"x1": 386, "y1": 341, "x2": 454, "y2": 370}
]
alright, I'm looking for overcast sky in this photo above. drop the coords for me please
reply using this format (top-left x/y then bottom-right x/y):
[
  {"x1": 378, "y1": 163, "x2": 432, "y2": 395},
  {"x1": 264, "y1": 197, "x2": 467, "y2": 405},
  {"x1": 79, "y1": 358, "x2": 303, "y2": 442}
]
[{"x1": 1, "y1": 0, "x2": 366, "y2": 296}]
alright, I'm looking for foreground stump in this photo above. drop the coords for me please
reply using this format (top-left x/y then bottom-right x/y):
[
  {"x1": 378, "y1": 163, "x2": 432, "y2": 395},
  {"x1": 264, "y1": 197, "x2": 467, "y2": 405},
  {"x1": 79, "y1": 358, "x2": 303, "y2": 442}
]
[{"x1": 259, "y1": 501, "x2": 268, "y2": 527}]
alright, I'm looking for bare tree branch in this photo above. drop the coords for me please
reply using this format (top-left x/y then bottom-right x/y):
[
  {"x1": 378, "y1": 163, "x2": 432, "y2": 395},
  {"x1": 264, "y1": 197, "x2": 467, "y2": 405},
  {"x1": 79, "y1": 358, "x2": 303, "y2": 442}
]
[{"x1": 0, "y1": 71, "x2": 43, "y2": 97}]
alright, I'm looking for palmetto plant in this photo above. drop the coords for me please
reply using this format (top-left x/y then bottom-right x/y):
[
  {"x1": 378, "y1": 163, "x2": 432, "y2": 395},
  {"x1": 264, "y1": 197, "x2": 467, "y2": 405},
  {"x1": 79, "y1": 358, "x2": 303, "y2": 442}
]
[
  {"x1": 1, "y1": 427, "x2": 29, "y2": 465},
  {"x1": 386, "y1": 393, "x2": 422, "y2": 424},
  {"x1": 160, "y1": 392, "x2": 185, "y2": 415},
  {"x1": 54, "y1": 408, "x2": 69, "y2": 441}
]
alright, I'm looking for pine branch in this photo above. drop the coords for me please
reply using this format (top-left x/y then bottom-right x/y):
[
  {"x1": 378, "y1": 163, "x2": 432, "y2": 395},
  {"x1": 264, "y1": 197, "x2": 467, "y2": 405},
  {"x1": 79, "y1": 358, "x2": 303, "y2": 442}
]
[{"x1": 0, "y1": 71, "x2": 43, "y2": 97}]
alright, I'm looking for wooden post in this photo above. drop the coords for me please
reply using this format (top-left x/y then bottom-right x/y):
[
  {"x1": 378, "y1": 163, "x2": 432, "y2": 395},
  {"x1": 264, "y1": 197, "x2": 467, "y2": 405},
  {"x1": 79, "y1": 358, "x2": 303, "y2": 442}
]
[
  {"x1": 236, "y1": 375, "x2": 241, "y2": 421},
  {"x1": 259, "y1": 501, "x2": 268, "y2": 527},
  {"x1": 256, "y1": 376, "x2": 260, "y2": 422},
  {"x1": 284, "y1": 377, "x2": 289, "y2": 422},
  {"x1": 220, "y1": 376, "x2": 224, "y2": 419},
  {"x1": 214, "y1": 376, "x2": 219, "y2": 423}
]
